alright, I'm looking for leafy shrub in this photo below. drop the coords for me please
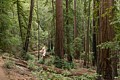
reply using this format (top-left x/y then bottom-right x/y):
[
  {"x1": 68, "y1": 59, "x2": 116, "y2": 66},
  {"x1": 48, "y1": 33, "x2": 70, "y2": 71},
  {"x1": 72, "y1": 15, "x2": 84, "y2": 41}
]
[
  {"x1": 54, "y1": 56, "x2": 74, "y2": 69},
  {"x1": 32, "y1": 69, "x2": 73, "y2": 80},
  {"x1": 27, "y1": 60, "x2": 37, "y2": 70},
  {"x1": 44, "y1": 55, "x2": 55, "y2": 66},
  {"x1": 4, "y1": 60, "x2": 15, "y2": 69},
  {"x1": 72, "y1": 73, "x2": 97, "y2": 80},
  {"x1": 62, "y1": 70, "x2": 71, "y2": 76},
  {"x1": 63, "y1": 61, "x2": 74, "y2": 70},
  {"x1": 38, "y1": 58, "x2": 44, "y2": 64},
  {"x1": 24, "y1": 53, "x2": 35, "y2": 61},
  {"x1": 54, "y1": 57, "x2": 64, "y2": 68}
]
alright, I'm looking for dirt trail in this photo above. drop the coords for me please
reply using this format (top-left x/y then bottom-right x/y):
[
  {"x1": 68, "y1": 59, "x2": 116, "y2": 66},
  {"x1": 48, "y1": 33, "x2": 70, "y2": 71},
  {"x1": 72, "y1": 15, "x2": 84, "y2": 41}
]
[{"x1": 0, "y1": 57, "x2": 8, "y2": 80}]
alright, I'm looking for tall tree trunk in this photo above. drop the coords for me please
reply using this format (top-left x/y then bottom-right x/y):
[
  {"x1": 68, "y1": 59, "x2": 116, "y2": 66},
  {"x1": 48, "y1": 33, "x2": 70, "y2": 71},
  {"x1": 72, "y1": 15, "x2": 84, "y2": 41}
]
[
  {"x1": 51, "y1": 0, "x2": 54, "y2": 51},
  {"x1": 84, "y1": 0, "x2": 90, "y2": 67},
  {"x1": 97, "y1": 0, "x2": 115, "y2": 80},
  {"x1": 36, "y1": 0, "x2": 40, "y2": 60},
  {"x1": 66, "y1": 0, "x2": 72, "y2": 62},
  {"x1": 83, "y1": 0, "x2": 87, "y2": 66},
  {"x1": 92, "y1": 0, "x2": 98, "y2": 66},
  {"x1": 47, "y1": 0, "x2": 55, "y2": 52},
  {"x1": 92, "y1": 28, "x2": 97, "y2": 66},
  {"x1": 111, "y1": 51, "x2": 118, "y2": 78},
  {"x1": 74, "y1": 0, "x2": 80, "y2": 59},
  {"x1": 50, "y1": 0, "x2": 54, "y2": 52},
  {"x1": 110, "y1": 1, "x2": 118, "y2": 77},
  {"x1": 86, "y1": 0, "x2": 90, "y2": 67},
  {"x1": 74, "y1": 0, "x2": 77, "y2": 40},
  {"x1": 23, "y1": 0, "x2": 34, "y2": 56},
  {"x1": 55, "y1": 0, "x2": 64, "y2": 59},
  {"x1": 96, "y1": 0, "x2": 101, "y2": 74},
  {"x1": 17, "y1": 0, "x2": 23, "y2": 45}
]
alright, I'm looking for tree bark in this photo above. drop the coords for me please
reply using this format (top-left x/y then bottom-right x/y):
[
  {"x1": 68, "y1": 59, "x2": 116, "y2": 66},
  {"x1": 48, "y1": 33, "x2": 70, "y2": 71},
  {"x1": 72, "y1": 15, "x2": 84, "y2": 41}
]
[
  {"x1": 74, "y1": 0, "x2": 80, "y2": 59},
  {"x1": 97, "y1": 0, "x2": 115, "y2": 80},
  {"x1": 83, "y1": 0, "x2": 87, "y2": 67},
  {"x1": 66, "y1": 0, "x2": 72, "y2": 62},
  {"x1": 23, "y1": 0, "x2": 34, "y2": 56},
  {"x1": 92, "y1": 0, "x2": 98, "y2": 66},
  {"x1": 110, "y1": 1, "x2": 118, "y2": 77},
  {"x1": 84, "y1": 0, "x2": 90, "y2": 67},
  {"x1": 36, "y1": 0, "x2": 40, "y2": 60},
  {"x1": 86, "y1": 0, "x2": 90, "y2": 67},
  {"x1": 17, "y1": 0, "x2": 24, "y2": 45},
  {"x1": 55, "y1": 0, "x2": 64, "y2": 59}
]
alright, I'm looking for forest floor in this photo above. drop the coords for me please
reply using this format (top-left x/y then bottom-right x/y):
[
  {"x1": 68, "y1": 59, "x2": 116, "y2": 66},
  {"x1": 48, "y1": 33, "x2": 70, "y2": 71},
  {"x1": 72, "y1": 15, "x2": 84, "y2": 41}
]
[
  {"x1": 0, "y1": 56, "x2": 36, "y2": 80},
  {"x1": 0, "y1": 54, "x2": 96, "y2": 80},
  {"x1": 0, "y1": 57, "x2": 8, "y2": 80}
]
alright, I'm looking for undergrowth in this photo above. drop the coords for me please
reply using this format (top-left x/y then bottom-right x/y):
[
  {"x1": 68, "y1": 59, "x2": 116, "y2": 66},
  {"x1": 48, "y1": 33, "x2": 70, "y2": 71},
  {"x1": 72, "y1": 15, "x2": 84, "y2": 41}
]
[
  {"x1": 4, "y1": 59, "x2": 15, "y2": 69},
  {"x1": 54, "y1": 56, "x2": 74, "y2": 70},
  {"x1": 32, "y1": 66, "x2": 97, "y2": 80}
]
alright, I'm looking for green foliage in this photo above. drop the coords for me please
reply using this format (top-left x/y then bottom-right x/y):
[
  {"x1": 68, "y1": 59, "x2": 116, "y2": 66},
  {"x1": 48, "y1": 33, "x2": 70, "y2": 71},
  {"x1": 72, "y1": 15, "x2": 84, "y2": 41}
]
[
  {"x1": 23, "y1": 53, "x2": 35, "y2": 61},
  {"x1": 0, "y1": 0, "x2": 23, "y2": 54},
  {"x1": 54, "y1": 57, "x2": 64, "y2": 68},
  {"x1": 63, "y1": 61, "x2": 74, "y2": 70},
  {"x1": 0, "y1": 0, "x2": 119, "y2": 79},
  {"x1": 97, "y1": 41, "x2": 120, "y2": 50},
  {"x1": 4, "y1": 59, "x2": 15, "y2": 69},
  {"x1": 44, "y1": 55, "x2": 55, "y2": 66},
  {"x1": 54, "y1": 56, "x2": 74, "y2": 69},
  {"x1": 74, "y1": 37, "x2": 83, "y2": 52},
  {"x1": 38, "y1": 58, "x2": 45, "y2": 64},
  {"x1": 27, "y1": 60, "x2": 38, "y2": 70},
  {"x1": 72, "y1": 73, "x2": 97, "y2": 80},
  {"x1": 81, "y1": 51, "x2": 93, "y2": 61},
  {"x1": 32, "y1": 67, "x2": 97, "y2": 80},
  {"x1": 32, "y1": 69, "x2": 73, "y2": 80}
]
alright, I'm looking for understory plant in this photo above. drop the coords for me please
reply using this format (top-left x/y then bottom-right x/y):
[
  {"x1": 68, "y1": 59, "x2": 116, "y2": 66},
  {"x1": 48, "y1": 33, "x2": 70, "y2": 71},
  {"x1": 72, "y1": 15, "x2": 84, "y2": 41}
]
[
  {"x1": 4, "y1": 59, "x2": 15, "y2": 69},
  {"x1": 54, "y1": 56, "x2": 74, "y2": 69}
]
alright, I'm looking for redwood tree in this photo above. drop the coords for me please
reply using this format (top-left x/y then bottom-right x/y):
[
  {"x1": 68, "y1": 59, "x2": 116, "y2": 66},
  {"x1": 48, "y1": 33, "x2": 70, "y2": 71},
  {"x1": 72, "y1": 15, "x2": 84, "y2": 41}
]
[
  {"x1": 74, "y1": 0, "x2": 80, "y2": 59},
  {"x1": 97, "y1": 0, "x2": 115, "y2": 80},
  {"x1": 55, "y1": 0, "x2": 64, "y2": 59},
  {"x1": 66, "y1": 0, "x2": 72, "y2": 62},
  {"x1": 84, "y1": 0, "x2": 90, "y2": 67},
  {"x1": 92, "y1": 0, "x2": 99, "y2": 66}
]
